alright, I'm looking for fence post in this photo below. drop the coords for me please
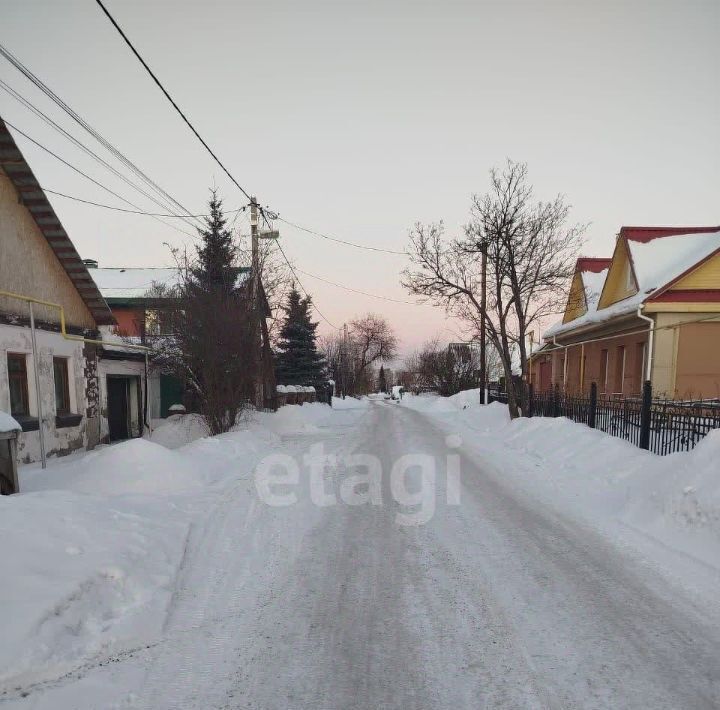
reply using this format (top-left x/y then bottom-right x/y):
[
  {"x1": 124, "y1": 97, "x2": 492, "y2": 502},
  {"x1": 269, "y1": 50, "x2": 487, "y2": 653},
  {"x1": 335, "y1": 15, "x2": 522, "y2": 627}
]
[
  {"x1": 553, "y1": 383, "x2": 560, "y2": 417},
  {"x1": 588, "y1": 382, "x2": 597, "y2": 429},
  {"x1": 639, "y1": 380, "x2": 652, "y2": 450}
]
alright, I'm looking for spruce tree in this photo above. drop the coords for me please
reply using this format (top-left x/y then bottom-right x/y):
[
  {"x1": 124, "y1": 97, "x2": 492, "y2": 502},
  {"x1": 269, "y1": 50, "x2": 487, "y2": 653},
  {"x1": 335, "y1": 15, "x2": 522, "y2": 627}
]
[
  {"x1": 378, "y1": 365, "x2": 387, "y2": 393},
  {"x1": 193, "y1": 190, "x2": 237, "y2": 293},
  {"x1": 275, "y1": 286, "x2": 326, "y2": 386}
]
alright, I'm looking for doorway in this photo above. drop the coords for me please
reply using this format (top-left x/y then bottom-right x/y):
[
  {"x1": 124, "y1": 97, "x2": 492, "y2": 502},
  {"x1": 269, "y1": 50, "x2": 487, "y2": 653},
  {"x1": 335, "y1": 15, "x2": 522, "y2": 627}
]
[{"x1": 107, "y1": 375, "x2": 141, "y2": 442}]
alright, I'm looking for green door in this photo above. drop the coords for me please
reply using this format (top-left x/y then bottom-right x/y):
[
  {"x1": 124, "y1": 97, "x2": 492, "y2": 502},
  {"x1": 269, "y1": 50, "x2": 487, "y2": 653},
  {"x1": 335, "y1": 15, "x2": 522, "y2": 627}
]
[{"x1": 160, "y1": 375, "x2": 183, "y2": 418}]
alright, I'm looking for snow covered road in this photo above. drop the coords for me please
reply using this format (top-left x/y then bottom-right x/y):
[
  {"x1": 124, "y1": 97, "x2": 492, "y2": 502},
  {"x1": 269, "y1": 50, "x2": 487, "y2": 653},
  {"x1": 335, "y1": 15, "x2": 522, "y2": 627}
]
[{"x1": 4, "y1": 400, "x2": 720, "y2": 709}]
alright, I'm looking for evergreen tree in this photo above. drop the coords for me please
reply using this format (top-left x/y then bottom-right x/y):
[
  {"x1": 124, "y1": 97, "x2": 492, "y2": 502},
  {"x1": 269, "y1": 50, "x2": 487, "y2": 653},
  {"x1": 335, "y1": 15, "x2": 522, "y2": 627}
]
[
  {"x1": 192, "y1": 190, "x2": 237, "y2": 293},
  {"x1": 275, "y1": 286, "x2": 326, "y2": 386},
  {"x1": 162, "y1": 190, "x2": 255, "y2": 435},
  {"x1": 378, "y1": 365, "x2": 387, "y2": 393}
]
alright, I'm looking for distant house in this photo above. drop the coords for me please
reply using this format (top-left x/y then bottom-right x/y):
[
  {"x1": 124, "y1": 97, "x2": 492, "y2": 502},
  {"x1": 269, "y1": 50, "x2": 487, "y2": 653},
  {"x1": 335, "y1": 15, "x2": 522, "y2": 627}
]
[
  {"x1": 530, "y1": 226, "x2": 720, "y2": 399},
  {"x1": 86, "y1": 264, "x2": 276, "y2": 417}
]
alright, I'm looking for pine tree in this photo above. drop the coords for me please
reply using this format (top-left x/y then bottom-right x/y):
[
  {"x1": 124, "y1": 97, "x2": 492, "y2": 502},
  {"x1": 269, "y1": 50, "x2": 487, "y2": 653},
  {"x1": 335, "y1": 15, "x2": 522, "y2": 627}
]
[
  {"x1": 275, "y1": 286, "x2": 326, "y2": 386},
  {"x1": 192, "y1": 190, "x2": 237, "y2": 293},
  {"x1": 378, "y1": 365, "x2": 387, "y2": 393}
]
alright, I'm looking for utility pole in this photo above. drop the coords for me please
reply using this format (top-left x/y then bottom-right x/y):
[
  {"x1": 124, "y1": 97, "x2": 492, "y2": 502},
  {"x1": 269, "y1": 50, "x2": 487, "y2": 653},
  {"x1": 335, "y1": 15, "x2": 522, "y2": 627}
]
[
  {"x1": 479, "y1": 239, "x2": 488, "y2": 405},
  {"x1": 342, "y1": 322, "x2": 349, "y2": 399},
  {"x1": 250, "y1": 197, "x2": 280, "y2": 408},
  {"x1": 250, "y1": 197, "x2": 262, "y2": 408}
]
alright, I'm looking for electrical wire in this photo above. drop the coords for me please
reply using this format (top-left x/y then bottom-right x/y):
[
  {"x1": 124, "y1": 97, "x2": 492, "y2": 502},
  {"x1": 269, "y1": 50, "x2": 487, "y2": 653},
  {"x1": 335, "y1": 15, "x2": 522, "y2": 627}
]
[
  {"x1": 277, "y1": 217, "x2": 407, "y2": 255},
  {"x1": 0, "y1": 42, "x2": 203, "y2": 229},
  {"x1": 0, "y1": 78, "x2": 202, "y2": 230},
  {"x1": 295, "y1": 267, "x2": 417, "y2": 305},
  {"x1": 1, "y1": 118, "x2": 197, "y2": 238},
  {"x1": 272, "y1": 240, "x2": 340, "y2": 330},
  {"x1": 91, "y1": 6, "x2": 414, "y2": 261},
  {"x1": 38, "y1": 186, "x2": 250, "y2": 219},
  {"x1": 94, "y1": 0, "x2": 254, "y2": 203}
]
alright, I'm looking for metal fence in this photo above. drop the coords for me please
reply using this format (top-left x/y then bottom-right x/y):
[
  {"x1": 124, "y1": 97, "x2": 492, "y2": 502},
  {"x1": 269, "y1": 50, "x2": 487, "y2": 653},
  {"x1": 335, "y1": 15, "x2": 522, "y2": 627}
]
[{"x1": 489, "y1": 382, "x2": 720, "y2": 455}]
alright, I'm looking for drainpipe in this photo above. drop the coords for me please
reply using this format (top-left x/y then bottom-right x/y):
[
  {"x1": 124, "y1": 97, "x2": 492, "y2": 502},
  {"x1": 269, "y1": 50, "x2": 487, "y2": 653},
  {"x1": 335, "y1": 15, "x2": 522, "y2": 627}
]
[
  {"x1": 28, "y1": 302, "x2": 47, "y2": 469},
  {"x1": 637, "y1": 305, "x2": 655, "y2": 384}
]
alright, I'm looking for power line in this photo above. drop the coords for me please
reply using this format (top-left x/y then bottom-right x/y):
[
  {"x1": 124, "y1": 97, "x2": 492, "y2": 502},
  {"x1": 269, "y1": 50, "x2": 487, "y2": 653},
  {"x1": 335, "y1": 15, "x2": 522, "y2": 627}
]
[
  {"x1": 0, "y1": 77, "x2": 201, "y2": 231},
  {"x1": 91, "y1": 6, "x2": 412, "y2": 262},
  {"x1": 278, "y1": 217, "x2": 407, "y2": 256},
  {"x1": 2, "y1": 118, "x2": 197, "y2": 238},
  {"x1": 94, "y1": 0, "x2": 253, "y2": 203},
  {"x1": 295, "y1": 267, "x2": 417, "y2": 305},
  {"x1": 38, "y1": 185, "x2": 250, "y2": 219},
  {"x1": 0, "y1": 42, "x2": 203, "y2": 229},
  {"x1": 272, "y1": 240, "x2": 340, "y2": 330}
]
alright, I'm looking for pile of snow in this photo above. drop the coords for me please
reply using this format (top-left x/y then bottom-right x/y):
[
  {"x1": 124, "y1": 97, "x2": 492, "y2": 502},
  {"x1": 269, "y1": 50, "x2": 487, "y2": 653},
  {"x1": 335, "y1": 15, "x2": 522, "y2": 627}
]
[
  {"x1": 21, "y1": 438, "x2": 206, "y2": 496},
  {"x1": 0, "y1": 410, "x2": 21, "y2": 432},
  {"x1": 253, "y1": 404, "x2": 320, "y2": 436},
  {"x1": 0, "y1": 490, "x2": 188, "y2": 688},
  {"x1": 149, "y1": 413, "x2": 209, "y2": 450}
]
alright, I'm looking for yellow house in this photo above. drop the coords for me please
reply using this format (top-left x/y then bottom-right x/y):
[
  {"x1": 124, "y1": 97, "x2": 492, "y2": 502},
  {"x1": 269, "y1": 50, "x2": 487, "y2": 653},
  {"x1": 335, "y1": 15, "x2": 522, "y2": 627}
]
[{"x1": 531, "y1": 226, "x2": 720, "y2": 400}]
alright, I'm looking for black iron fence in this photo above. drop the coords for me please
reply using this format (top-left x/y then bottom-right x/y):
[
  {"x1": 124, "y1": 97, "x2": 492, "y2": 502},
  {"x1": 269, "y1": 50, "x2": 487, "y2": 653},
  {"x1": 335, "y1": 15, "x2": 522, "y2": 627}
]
[{"x1": 489, "y1": 382, "x2": 720, "y2": 455}]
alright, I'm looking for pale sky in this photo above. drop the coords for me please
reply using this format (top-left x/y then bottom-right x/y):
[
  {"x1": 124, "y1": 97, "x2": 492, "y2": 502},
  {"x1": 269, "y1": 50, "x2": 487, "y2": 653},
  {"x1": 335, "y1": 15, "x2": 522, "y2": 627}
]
[{"x1": 2, "y1": 0, "x2": 718, "y2": 354}]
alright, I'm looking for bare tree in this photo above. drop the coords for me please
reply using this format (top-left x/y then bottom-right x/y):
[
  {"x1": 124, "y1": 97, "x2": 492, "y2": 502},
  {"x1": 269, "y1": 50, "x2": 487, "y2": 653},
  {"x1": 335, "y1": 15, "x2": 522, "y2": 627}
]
[
  {"x1": 349, "y1": 313, "x2": 398, "y2": 383},
  {"x1": 402, "y1": 160, "x2": 584, "y2": 418},
  {"x1": 320, "y1": 314, "x2": 398, "y2": 397},
  {"x1": 415, "y1": 339, "x2": 479, "y2": 397}
]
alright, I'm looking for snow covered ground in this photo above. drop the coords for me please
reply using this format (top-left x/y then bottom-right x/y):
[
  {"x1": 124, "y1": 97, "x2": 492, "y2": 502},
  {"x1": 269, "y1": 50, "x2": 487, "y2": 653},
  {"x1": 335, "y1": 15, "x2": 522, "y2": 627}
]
[
  {"x1": 1, "y1": 393, "x2": 719, "y2": 708},
  {"x1": 403, "y1": 390, "x2": 720, "y2": 601}
]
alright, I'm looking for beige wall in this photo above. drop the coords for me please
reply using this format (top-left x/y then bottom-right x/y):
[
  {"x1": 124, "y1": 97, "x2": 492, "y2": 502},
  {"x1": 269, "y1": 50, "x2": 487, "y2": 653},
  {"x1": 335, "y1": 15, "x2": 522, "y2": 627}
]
[
  {"x1": 650, "y1": 313, "x2": 720, "y2": 399},
  {"x1": 0, "y1": 173, "x2": 95, "y2": 329}
]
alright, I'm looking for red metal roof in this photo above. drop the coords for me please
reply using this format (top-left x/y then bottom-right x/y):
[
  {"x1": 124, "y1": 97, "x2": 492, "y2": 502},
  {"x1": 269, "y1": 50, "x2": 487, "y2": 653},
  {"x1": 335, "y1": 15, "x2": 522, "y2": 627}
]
[
  {"x1": 620, "y1": 226, "x2": 720, "y2": 244},
  {"x1": 0, "y1": 118, "x2": 115, "y2": 326},
  {"x1": 576, "y1": 257, "x2": 612, "y2": 273}
]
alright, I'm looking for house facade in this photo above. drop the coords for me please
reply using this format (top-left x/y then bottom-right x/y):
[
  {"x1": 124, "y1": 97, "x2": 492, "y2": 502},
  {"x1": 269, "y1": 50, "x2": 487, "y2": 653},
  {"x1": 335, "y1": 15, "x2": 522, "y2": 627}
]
[
  {"x1": 531, "y1": 226, "x2": 720, "y2": 400},
  {"x1": 0, "y1": 118, "x2": 119, "y2": 462}
]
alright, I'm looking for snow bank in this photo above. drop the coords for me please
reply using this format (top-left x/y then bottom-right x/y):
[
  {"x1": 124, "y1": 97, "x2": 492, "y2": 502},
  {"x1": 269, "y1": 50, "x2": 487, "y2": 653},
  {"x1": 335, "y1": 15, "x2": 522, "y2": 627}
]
[
  {"x1": 0, "y1": 490, "x2": 187, "y2": 688},
  {"x1": 21, "y1": 438, "x2": 206, "y2": 496},
  {"x1": 3, "y1": 400, "x2": 358, "y2": 692},
  {"x1": 149, "y1": 413, "x2": 209, "y2": 450},
  {"x1": 406, "y1": 390, "x2": 720, "y2": 595}
]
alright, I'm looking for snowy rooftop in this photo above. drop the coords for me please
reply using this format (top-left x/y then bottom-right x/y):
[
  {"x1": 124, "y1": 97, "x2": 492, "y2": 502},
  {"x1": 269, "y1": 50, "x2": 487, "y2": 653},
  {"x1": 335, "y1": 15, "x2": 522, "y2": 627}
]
[
  {"x1": 545, "y1": 227, "x2": 720, "y2": 339},
  {"x1": 581, "y1": 268, "x2": 608, "y2": 314}
]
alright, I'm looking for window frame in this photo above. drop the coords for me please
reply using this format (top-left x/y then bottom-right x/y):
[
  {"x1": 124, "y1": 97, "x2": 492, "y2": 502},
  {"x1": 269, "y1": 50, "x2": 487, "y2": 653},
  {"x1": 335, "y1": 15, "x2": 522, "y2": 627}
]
[
  {"x1": 53, "y1": 356, "x2": 72, "y2": 415},
  {"x1": 7, "y1": 352, "x2": 30, "y2": 416}
]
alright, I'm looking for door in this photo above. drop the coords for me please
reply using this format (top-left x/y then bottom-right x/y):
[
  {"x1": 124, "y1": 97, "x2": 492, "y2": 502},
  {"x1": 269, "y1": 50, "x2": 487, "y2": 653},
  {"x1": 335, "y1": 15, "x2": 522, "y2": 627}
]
[
  {"x1": 160, "y1": 375, "x2": 183, "y2": 418},
  {"x1": 107, "y1": 377, "x2": 129, "y2": 441}
]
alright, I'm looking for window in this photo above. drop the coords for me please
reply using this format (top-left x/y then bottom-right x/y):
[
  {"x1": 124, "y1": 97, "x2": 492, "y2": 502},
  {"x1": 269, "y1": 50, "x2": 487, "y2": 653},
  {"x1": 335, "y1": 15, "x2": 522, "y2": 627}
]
[
  {"x1": 615, "y1": 345, "x2": 626, "y2": 393},
  {"x1": 600, "y1": 349, "x2": 609, "y2": 392},
  {"x1": 7, "y1": 353, "x2": 29, "y2": 416},
  {"x1": 53, "y1": 357, "x2": 71, "y2": 414}
]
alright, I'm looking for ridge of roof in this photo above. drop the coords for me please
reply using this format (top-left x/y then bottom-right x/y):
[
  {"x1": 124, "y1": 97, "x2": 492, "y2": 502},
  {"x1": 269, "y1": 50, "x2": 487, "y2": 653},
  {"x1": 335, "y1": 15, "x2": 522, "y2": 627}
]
[
  {"x1": 0, "y1": 118, "x2": 115, "y2": 326},
  {"x1": 576, "y1": 257, "x2": 612, "y2": 273},
  {"x1": 620, "y1": 226, "x2": 720, "y2": 244}
]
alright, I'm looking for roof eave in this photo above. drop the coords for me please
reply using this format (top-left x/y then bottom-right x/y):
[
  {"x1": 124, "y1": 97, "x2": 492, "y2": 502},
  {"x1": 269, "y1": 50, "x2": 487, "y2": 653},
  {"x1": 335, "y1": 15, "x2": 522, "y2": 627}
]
[{"x1": 0, "y1": 119, "x2": 115, "y2": 326}]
